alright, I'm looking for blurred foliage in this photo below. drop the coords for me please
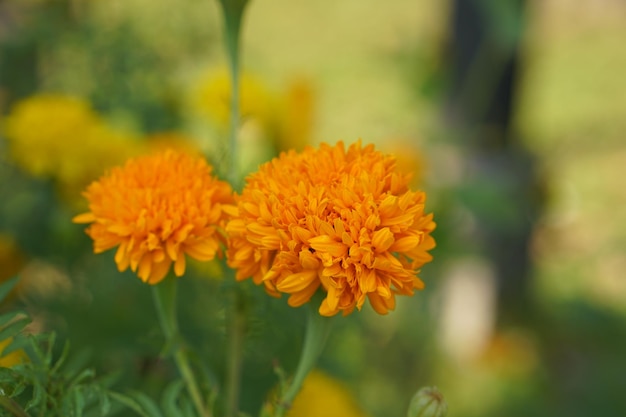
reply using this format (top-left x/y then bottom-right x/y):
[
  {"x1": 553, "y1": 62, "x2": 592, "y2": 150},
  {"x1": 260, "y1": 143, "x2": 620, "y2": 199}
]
[{"x1": 0, "y1": 0, "x2": 624, "y2": 416}]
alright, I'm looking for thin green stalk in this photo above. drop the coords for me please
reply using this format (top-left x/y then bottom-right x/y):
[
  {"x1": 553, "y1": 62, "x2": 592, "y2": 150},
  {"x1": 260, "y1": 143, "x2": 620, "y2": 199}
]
[
  {"x1": 152, "y1": 279, "x2": 210, "y2": 417},
  {"x1": 274, "y1": 303, "x2": 333, "y2": 417},
  {"x1": 0, "y1": 395, "x2": 31, "y2": 417},
  {"x1": 216, "y1": 2, "x2": 250, "y2": 416},
  {"x1": 217, "y1": 0, "x2": 249, "y2": 190},
  {"x1": 224, "y1": 286, "x2": 246, "y2": 417}
]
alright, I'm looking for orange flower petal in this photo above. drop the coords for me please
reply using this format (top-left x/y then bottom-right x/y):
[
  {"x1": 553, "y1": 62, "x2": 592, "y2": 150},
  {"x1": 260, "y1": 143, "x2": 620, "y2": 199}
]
[
  {"x1": 72, "y1": 212, "x2": 96, "y2": 223},
  {"x1": 276, "y1": 270, "x2": 318, "y2": 292}
]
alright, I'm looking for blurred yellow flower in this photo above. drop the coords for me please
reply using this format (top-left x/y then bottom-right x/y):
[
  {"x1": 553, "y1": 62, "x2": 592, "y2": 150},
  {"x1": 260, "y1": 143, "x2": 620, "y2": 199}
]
[
  {"x1": 2, "y1": 94, "x2": 100, "y2": 178},
  {"x1": 195, "y1": 69, "x2": 316, "y2": 153},
  {"x1": 146, "y1": 131, "x2": 202, "y2": 155},
  {"x1": 287, "y1": 370, "x2": 369, "y2": 417},
  {"x1": 2, "y1": 94, "x2": 142, "y2": 198},
  {"x1": 196, "y1": 68, "x2": 274, "y2": 130},
  {"x1": 275, "y1": 78, "x2": 315, "y2": 152},
  {"x1": 382, "y1": 138, "x2": 426, "y2": 186},
  {"x1": 0, "y1": 337, "x2": 26, "y2": 368},
  {"x1": 226, "y1": 141, "x2": 436, "y2": 316},
  {"x1": 74, "y1": 149, "x2": 234, "y2": 284},
  {"x1": 63, "y1": 127, "x2": 143, "y2": 201}
]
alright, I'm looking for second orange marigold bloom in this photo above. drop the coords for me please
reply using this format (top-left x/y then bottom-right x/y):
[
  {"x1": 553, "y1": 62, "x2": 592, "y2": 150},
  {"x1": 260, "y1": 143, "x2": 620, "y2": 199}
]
[{"x1": 225, "y1": 141, "x2": 436, "y2": 316}]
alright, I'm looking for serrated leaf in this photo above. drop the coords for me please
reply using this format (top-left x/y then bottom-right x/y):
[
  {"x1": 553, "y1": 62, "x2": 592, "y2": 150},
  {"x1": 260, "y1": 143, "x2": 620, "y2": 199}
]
[
  {"x1": 0, "y1": 317, "x2": 31, "y2": 342},
  {"x1": 43, "y1": 332, "x2": 57, "y2": 368},
  {"x1": 0, "y1": 368, "x2": 17, "y2": 385},
  {"x1": 0, "y1": 276, "x2": 20, "y2": 302},
  {"x1": 0, "y1": 369, "x2": 26, "y2": 397},
  {"x1": 98, "y1": 388, "x2": 112, "y2": 416},
  {"x1": 27, "y1": 332, "x2": 54, "y2": 367},
  {"x1": 162, "y1": 379, "x2": 184, "y2": 417},
  {"x1": 0, "y1": 394, "x2": 30, "y2": 417},
  {"x1": 73, "y1": 386, "x2": 85, "y2": 417},
  {"x1": 50, "y1": 340, "x2": 71, "y2": 375},
  {"x1": 111, "y1": 392, "x2": 168, "y2": 417},
  {"x1": 128, "y1": 391, "x2": 165, "y2": 417},
  {"x1": 180, "y1": 398, "x2": 196, "y2": 417},
  {"x1": 0, "y1": 333, "x2": 30, "y2": 357},
  {"x1": 68, "y1": 368, "x2": 95, "y2": 390},
  {"x1": 95, "y1": 369, "x2": 121, "y2": 389},
  {"x1": 0, "y1": 310, "x2": 27, "y2": 329},
  {"x1": 8, "y1": 381, "x2": 26, "y2": 398},
  {"x1": 61, "y1": 389, "x2": 74, "y2": 417},
  {"x1": 21, "y1": 334, "x2": 47, "y2": 367},
  {"x1": 25, "y1": 381, "x2": 45, "y2": 411},
  {"x1": 109, "y1": 392, "x2": 152, "y2": 417}
]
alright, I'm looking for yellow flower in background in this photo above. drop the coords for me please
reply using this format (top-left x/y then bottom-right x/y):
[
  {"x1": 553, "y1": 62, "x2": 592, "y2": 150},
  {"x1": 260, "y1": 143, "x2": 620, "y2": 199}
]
[
  {"x1": 275, "y1": 78, "x2": 315, "y2": 152},
  {"x1": 60, "y1": 127, "x2": 143, "y2": 201},
  {"x1": 0, "y1": 337, "x2": 27, "y2": 368},
  {"x1": 226, "y1": 141, "x2": 436, "y2": 316},
  {"x1": 146, "y1": 131, "x2": 201, "y2": 155},
  {"x1": 196, "y1": 68, "x2": 274, "y2": 130},
  {"x1": 287, "y1": 370, "x2": 369, "y2": 417},
  {"x1": 381, "y1": 138, "x2": 426, "y2": 186},
  {"x1": 73, "y1": 149, "x2": 234, "y2": 284},
  {"x1": 2, "y1": 94, "x2": 142, "y2": 198},
  {"x1": 195, "y1": 69, "x2": 316, "y2": 154},
  {"x1": 3, "y1": 94, "x2": 102, "y2": 177}
]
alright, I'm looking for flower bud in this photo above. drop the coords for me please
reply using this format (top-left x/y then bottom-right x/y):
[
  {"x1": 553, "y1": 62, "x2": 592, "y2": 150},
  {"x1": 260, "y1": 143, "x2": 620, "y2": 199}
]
[{"x1": 407, "y1": 386, "x2": 447, "y2": 417}]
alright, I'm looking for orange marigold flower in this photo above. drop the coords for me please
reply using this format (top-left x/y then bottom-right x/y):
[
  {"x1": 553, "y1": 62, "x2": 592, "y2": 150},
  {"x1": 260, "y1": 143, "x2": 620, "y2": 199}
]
[
  {"x1": 225, "y1": 141, "x2": 436, "y2": 316},
  {"x1": 74, "y1": 149, "x2": 234, "y2": 284}
]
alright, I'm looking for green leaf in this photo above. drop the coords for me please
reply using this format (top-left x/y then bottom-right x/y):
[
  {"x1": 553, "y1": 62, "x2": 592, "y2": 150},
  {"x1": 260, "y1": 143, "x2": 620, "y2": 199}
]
[
  {"x1": 73, "y1": 386, "x2": 86, "y2": 417},
  {"x1": 162, "y1": 379, "x2": 184, "y2": 417},
  {"x1": 128, "y1": 391, "x2": 165, "y2": 417},
  {"x1": 25, "y1": 381, "x2": 45, "y2": 411},
  {"x1": 0, "y1": 368, "x2": 25, "y2": 397},
  {"x1": 109, "y1": 392, "x2": 152, "y2": 417},
  {"x1": 0, "y1": 310, "x2": 27, "y2": 329},
  {"x1": 43, "y1": 332, "x2": 57, "y2": 368},
  {"x1": 68, "y1": 369, "x2": 96, "y2": 395},
  {"x1": 0, "y1": 333, "x2": 29, "y2": 358},
  {"x1": 0, "y1": 276, "x2": 20, "y2": 303},
  {"x1": 0, "y1": 317, "x2": 31, "y2": 347},
  {"x1": 0, "y1": 394, "x2": 31, "y2": 417},
  {"x1": 109, "y1": 392, "x2": 163, "y2": 417},
  {"x1": 180, "y1": 399, "x2": 196, "y2": 417},
  {"x1": 97, "y1": 388, "x2": 112, "y2": 416},
  {"x1": 50, "y1": 340, "x2": 71, "y2": 376},
  {"x1": 61, "y1": 388, "x2": 75, "y2": 417}
]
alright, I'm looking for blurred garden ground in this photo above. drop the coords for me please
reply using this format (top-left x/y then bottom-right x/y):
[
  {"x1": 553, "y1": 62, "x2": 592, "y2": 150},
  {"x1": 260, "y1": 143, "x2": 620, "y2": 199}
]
[{"x1": 1, "y1": 0, "x2": 625, "y2": 416}]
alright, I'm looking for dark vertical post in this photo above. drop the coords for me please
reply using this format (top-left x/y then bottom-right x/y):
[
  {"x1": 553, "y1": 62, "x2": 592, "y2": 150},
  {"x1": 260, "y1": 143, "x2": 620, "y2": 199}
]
[{"x1": 445, "y1": 0, "x2": 542, "y2": 325}]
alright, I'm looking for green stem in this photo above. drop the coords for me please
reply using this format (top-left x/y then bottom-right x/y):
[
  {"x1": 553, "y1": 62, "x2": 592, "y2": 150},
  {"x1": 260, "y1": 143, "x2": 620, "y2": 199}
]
[
  {"x1": 217, "y1": 0, "x2": 249, "y2": 190},
  {"x1": 274, "y1": 302, "x2": 333, "y2": 417},
  {"x1": 152, "y1": 279, "x2": 211, "y2": 417},
  {"x1": 0, "y1": 395, "x2": 31, "y2": 417},
  {"x1": 224, "y1": 286, "x2": 246, "y2": 417},
  {"x1": 216, "y1": 2, "x2": 249, "y2": 416}
]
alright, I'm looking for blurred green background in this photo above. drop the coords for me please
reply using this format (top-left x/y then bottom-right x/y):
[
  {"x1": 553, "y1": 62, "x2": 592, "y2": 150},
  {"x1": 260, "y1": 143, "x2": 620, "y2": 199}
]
[{"x1": 1, "y1": 0, "x2": 625, "y2": 416}]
